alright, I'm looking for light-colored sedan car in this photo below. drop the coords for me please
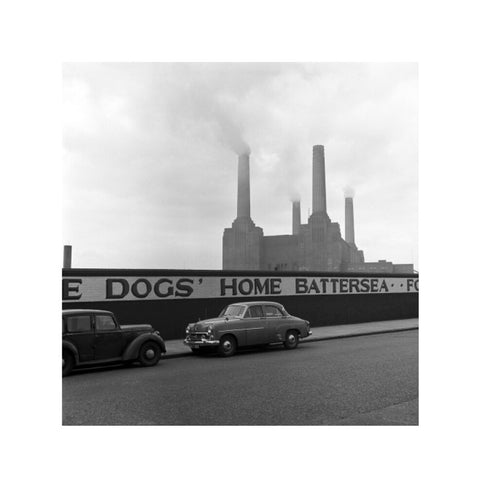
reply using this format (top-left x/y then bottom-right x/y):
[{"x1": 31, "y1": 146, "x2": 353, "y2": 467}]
[{"x1": 184, "y1": 301, "x2": 311, "y2": 357}]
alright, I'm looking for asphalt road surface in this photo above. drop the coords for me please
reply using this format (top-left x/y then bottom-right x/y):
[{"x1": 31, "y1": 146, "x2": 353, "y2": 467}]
[{"x1": 62, "y1": 330, "x2": 418, "y2": 425}]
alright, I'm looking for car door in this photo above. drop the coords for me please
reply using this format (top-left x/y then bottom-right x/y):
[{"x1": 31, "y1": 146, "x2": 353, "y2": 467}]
[
  {"x1": 263, "y1": 304, "x2": 285, "y2": 343},
  {"x1": 244, "y1": 305, "x2": 267, "y2": 345},
  {"x1": 93, "y1": 313, "x2": 126, "y2": 361},
  {"x1": 64, "y1": 313, "x2": 95, "y2": 362}
]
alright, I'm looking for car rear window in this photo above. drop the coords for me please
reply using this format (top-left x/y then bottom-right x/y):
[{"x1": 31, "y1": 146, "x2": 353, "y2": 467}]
[
  {"x1": 66, "y1": 315, "x2": 91, "y2": 333},
  {"x1": 264, "y1": 305, "x2": 283, "y2": 317}
]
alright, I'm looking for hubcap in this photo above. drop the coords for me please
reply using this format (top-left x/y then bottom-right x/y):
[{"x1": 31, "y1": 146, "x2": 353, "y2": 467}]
[
  {"x1": 223, "y1": 340, "x2": 232, "y2": 351},
  {"x1": 145, "y1": 349, "x2": 155, "y2": 359},
  {"x1": 288, "y1": 334, "x2": 296, "y2": 343}
]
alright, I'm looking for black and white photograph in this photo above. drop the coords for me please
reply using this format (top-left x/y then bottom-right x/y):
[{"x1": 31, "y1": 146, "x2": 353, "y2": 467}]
[
  {"x1": 4, "y1": 2, "x2": 480, "y2": 486},
  {"x1": 62, "y1": 62, "x2": 418, "y2": 426}
]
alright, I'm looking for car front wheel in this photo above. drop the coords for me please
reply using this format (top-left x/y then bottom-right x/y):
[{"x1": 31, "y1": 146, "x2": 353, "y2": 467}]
[
  {"x1": 63, "y1": 350, "x2": 74, "y2": 377},
  {"x1": 218, "y1": 335, "x2": 237, "y2": 357},
  {"x1": 284, "y1": 330, "x2": 299, "y2": 350},
  {"x1": 138, "y1": 341, "x2": 162, "y2": 366}
]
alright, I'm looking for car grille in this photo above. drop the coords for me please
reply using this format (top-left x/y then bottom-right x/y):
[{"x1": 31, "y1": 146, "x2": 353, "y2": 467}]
[{"x1": 188, "y1": 332, "x2": 208, "y2": 341}]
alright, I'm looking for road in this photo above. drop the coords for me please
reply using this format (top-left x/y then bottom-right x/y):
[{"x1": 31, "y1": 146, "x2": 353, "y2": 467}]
[{"x1": 62, "y1": 330, "x2": 418, "y2": 425}]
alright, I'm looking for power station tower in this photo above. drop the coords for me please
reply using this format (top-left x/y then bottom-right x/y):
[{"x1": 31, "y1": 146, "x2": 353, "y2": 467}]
[{"x1": 222, "y1": 153, "x2": 263, "y2": 270}]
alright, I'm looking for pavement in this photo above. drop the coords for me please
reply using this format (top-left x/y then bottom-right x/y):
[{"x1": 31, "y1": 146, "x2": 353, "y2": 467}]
[{"x1": 163, "y1": 317, "x2": 419, "y2": 359}]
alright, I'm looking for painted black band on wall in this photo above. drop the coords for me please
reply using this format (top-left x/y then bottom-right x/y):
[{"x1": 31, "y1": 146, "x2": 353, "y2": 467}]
[{"x1": 62, "y1": 269, "x2": 419, "y2": 340}]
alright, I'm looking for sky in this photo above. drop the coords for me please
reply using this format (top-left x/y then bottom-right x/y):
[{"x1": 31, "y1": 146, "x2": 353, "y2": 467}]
[{"x1": 63, "y1": 62, "x2": 418, "y2": 271}]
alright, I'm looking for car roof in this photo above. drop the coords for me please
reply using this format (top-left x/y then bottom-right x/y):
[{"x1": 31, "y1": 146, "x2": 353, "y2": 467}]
[
  {"x1": 230, "y1": 301, "x2": 284, "y2": 307},
  {"x1": 62, "y1": 309, "x2": 114, "y2": 315}
]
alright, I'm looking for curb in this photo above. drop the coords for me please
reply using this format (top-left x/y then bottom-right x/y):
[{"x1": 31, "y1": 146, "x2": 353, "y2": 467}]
[
  {"x1": 163, "y1": 326, "x2": 419, "y2": 360},
  {"x1": 303, "y1": 326, "x2": 419, "y2": 343}
]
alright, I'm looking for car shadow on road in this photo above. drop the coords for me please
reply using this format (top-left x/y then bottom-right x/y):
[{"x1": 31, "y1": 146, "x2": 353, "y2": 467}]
[
  {"x1": 62, "y1": 361, "x2": 156, "y2": 377},
  {"x1": 188, "y1": 342, "x2": 314, "y2": 359},
  {"x1": 63, "y1": 344, "x2": 315, "y2": 375}
]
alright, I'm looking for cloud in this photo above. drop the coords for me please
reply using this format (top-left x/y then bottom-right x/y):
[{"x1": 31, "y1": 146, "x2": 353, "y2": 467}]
[{"x1": 63, "y1": 63, "x2": 418, "y2": 269}]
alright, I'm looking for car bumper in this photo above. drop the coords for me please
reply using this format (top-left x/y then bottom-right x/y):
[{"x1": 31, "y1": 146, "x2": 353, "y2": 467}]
[{"x1": 184, "y1": 337, "x2": 220, "y2": 348}]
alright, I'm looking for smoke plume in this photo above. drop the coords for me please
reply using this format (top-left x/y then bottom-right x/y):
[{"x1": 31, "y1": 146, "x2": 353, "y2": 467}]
[
  {"x1": 343, "y1": 186, "x2": 355, "y2": 198},
  {"x1": 213, "y1": 112, "x2": 250, "y2": 155}
]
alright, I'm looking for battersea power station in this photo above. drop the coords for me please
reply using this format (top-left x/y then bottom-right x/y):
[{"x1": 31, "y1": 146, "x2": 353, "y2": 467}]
[{"x1": 223, "y1": 145, "x2": 414, "y2": 274}]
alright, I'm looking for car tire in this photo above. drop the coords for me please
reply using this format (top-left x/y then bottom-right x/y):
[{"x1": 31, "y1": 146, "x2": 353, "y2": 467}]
[
  {"x1": 218, "y1": 335, "x2": 237, "y2": 357},
  {"x1": 62, "y1": 349, "x2": 74, "y2": 377},
  {"x1": 138, "y1": 341, "x2": 162, "y2": 366},
  {"x1": 284, "y1": 330, "x2": 299, "y2": 350}
]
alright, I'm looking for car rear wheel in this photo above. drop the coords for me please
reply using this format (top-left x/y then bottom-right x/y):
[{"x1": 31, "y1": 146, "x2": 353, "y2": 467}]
[
  {"x1": 284, "y1": 330, "x2": 299, "y2": 350},
  {"x1": 62, "y1": 350, "x2": 74, "y2": 377},
  {"x1": 218, "y1": 335, "x2": 237, "y2": 357},
  {"x1": 138, "y1": 341, "x2": 162, "y2": 366}
]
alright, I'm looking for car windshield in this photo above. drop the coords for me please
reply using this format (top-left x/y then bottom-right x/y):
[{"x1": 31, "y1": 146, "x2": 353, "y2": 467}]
[{"x1": 219, "y1": 305, "x2": 246, "y2": 318}]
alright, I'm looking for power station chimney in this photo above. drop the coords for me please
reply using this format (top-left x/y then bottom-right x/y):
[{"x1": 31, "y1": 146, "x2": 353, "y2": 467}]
[
  {"x1": 312, "y1": 145, "x2": 327, "y2": 214},
  {"x1": 237, "y1": 153, "x2": 251, "y2": 219},
  {"x1": 63, "y1": 245, "x2": 72, "y2": 269},
  {"x1": 345, "y1": 197, "x2": 355, "y2": 244},
  {"x1": 292, "y1": 200, "x2": 301, "y2": 235}
]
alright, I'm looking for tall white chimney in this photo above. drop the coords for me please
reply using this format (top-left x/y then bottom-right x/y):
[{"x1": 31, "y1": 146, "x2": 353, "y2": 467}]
[
  {"x1": 237, "y1": 153, "x2": 250, "y2": 219},
  {"x1": 292, "y1": 200, "x2": 301, "y2": 235},
  {"x1": 345, "y1": 196, "x2": 355, "y2": 244},
  {"x1": 312, "y1": 145, "x2": 326, "y2": 214}
]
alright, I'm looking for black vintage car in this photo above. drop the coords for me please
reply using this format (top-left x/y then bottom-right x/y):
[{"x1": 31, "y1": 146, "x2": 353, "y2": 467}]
[{"x1": 62, "y1": 309, "x2": 166, "y2": 376}]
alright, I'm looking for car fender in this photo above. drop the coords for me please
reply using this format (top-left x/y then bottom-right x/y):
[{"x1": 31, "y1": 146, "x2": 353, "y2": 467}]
[
  {"x1": 288, "y1": 317, "x2": 309, "y2": 338},
  {"x1": 217, "y1": 328, "x2": 246, "y2": 347},
  {"x1": 122, "y1": 334, "x2": 166, "y2": 361},
  {"x1": 279, "y1": 321, "x2": 301, "y2": 339},
  {"x1": 62, "y1": 340, "x2": 79, "y2": 365}
]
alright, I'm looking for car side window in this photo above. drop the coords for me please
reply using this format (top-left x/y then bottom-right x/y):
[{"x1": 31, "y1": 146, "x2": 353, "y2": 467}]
[
  {"x1": 95, "y1": 314, "x2": 116, "y2": 331},
  {"x1": 264, "y1": 305, "x2": 283, "y2": 317},
  {"x1": 66, "y1": 315, "x2": 91, "y2": 333},
  {"x1": 249, "y1": 305, "x2": 264, "y2": 318},
  {"x1": 244, "y1": 308, "x2": 251, "y2": 318}
]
